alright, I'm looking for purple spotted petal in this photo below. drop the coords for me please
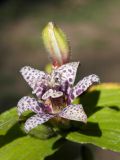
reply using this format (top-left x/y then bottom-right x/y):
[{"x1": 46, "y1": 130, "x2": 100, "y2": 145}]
[
  {"x1": 42, "y1": 89, "x2": 63, "y2": 100},
  {"x1": 20, "y1": 66, "x2": 47, "y2": 90},
  {"x1": 42, "y1": 89, "x2": 53, "y2": 100},
  {"x1": 17, "y1": 96, "x2": 43, "y2": 116},
  {"x1": 32, "y1": 81, "x2": 46, "y2": 98},
  {"x1": 70, "y1": 74, "x2": 100, "y2": 102},
  {"x1": 24, "y1": 113, "x2": 54, "y2": 132},
  {"x1": 55, "y1": 62, "x2": 79, "y2": 86},
  {"x1": 51, "y1": 90, "x2": 63, "y2": 98},
  {"x1": 59, "y1": 104, "x2": 87, "y2": 123}
]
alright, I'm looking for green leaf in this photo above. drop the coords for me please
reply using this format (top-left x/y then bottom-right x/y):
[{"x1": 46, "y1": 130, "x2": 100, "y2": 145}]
[
  {"x1": 67, "y1": 83, "x2": 120, "y2": 152},
  {"x1": 0, "y1": 108, "x2": 18, "y2": 135},
  {"x1": 0, "y1": 136, "x2": 59, "y2": 160},
  {"x1": 0, "y1": 108, "x2": 60, "y2": 159},
  {"x1": 0, "y1": 83, "x2": 120, "y2": 155},
  {"x1": 82, "y1": 83, "x2": 120, "y2": 108},
  {"x1": 73, "y1": 83, "x2": 120, "y2": 112}
]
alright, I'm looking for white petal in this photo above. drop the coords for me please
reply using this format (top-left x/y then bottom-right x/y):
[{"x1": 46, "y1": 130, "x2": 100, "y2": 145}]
[
  {"x1": 24, "y1": 113, "x2": 54, "y2": 132},
  {"x1": 51, "y1": 90, "x2": 63, "y2": 98},
  {"x1": 17, "y1": 96, "x2": 43, "y2": 116},
  {"x1": 55, "y1": 62, "x2": 79, "y2": 86},
  {"x1": 42, "y1": 89, "x2": 63, "y2": 100},
  {"x1": 20, "y1": 66, "x2": 47, "y2": 89},
  {"x1": 59, "y1": 104, "x2": 87, "y2": 123},
  {"x1": 70, "y1": 74, "x2": 100, "y2": 102},
  {"x1": 42, "y1": 89, "x2": 53, "y2": 100},
  {"x1": 32, "y1": 85, "x2": 44, "y2": 98}
]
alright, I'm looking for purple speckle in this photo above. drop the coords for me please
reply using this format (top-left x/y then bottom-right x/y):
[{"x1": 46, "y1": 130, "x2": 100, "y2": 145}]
[
  {"x1": 67, "y1": 97, "x2": 71, "y2": 105},
  {"x1": 63, "y1": 70, "x2": 66, "y2": 73},
  {"x1": 69, "y1": 78, "x2": 73, "y2": 82},
  {"x1": 70, "y1": 93, "x2": 74, "y2": 99},
  {"x1": 38, "y1": 102, "x2": 44, "y2": 108},
  {"x1": 68, "y1": 69, "x2": 72, "y2": 72},
  {"x1": 76, "y1": 89, "x2": 82, "y2": 96},
  {"x1": 36, "y1": 106, "x2": 41, "y2": 111}
]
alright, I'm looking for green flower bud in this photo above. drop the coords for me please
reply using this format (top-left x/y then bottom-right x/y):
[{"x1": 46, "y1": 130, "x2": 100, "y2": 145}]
[{"x1": 42, "y1": 22, "x2": 70, "y2": 67}]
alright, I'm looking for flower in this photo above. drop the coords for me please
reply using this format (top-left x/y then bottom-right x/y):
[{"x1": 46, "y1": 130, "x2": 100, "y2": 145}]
[{"x1": 17, "y1": 62, "x2": 100, "y2": 132}]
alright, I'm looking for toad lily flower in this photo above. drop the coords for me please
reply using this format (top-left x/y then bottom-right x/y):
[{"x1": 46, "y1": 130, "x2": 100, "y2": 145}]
[{"x1": 17, "y1": 62, "x2": 100, "y2": 132}]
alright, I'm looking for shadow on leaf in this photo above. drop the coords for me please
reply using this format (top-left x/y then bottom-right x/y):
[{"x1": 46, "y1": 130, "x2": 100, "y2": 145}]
[
  {"x1": 80, "y1": 90, "x2": 102, "y2": 117},
  {"x1": 45, "y1": 138, "x2": 94, "y2": 160},
  {"x1": 57, "y1": 121, "x2": 102, "y2": 138},
  {"x1": 45, "y1": 139, "x2": 81, "y2": 160},
  {"x1": 0, "y1": 123, "x2": 26, "y2": 148},
  {"x1": 72, "y1": 121, "x2": 102, "y2": 137},
  {"x1": 109, "y1": 106, "x2": 120, "y2": 111}
]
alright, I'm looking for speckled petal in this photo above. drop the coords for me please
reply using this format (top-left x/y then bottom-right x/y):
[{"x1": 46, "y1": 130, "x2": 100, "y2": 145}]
[
  {"x1": 55, "y1": 62, "x2": 79, "y2": 86},
  {"x1": 70, "y1": 74, "x2": 100, "y2": 101},
  {"x1": 59, "y1": 104, "x2": 87, "y2": 123},
  {"x1": 17, "y1": 96, "x2": 43, "y2": 116},
  {"x1": 42, "y1": 89, "x2": 53, "y2": 100},
  {"x1": 24, "y1": 113, "x2": 54, "y2": 132},
  {"x1": 51, "y1": 90, "x2": 63, "y2": 98},
  {"x1": 20, "y1": 66, "x2": 47, "y2": 90},
  {"x1": 32, "y1": 81, "x2": 46, "y2": 98},
  {"x1": 42, "y1": 89, "x2": 63, "y2": 100}
]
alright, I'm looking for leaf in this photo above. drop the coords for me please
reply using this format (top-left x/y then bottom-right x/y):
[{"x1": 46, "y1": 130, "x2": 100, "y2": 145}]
[
  {"x1": 0, "y1": 108, "x2": 60, "y2": 159},
  {"x1": 89, "y1": 83, "x2": 120, "y2": 107},
  {"x1": 0, "y1": 83, "x2": 120, "y2": 155},
  {"x1": 67, "y1": 83, "x2": 120, "y2": 152},
  {"x1": 0, "y1": 108, "x2": 18, "y2": 135},
  {"x1": 0, "y1": 136, "x2": 59, "y2": 160}
]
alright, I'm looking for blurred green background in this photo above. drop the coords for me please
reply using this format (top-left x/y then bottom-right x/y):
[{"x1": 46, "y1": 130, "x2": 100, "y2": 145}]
[{"x1": 0, "y1": 0, "x2": 120, "y2": 159}]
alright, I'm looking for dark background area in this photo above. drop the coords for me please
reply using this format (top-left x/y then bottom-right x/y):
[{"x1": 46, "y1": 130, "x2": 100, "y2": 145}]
[{"x1": 0, "y1": 0, "x2": 120, "y2": 159}]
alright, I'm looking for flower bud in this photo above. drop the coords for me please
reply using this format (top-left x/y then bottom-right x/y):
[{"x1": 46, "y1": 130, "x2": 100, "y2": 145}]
[{"x1": 42, "y1": 22, "x2": 70, "y2": 67}]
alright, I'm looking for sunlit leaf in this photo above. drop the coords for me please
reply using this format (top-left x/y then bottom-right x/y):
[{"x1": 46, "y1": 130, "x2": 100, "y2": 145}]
[
  {"x1": 0, "y1": 136, "x2": 59, "y2": 160},
  {"x1": 0, "y1": 108, "x2": 60, "y2": 159},
  {"x1": 0, "y1": 108, "x2": 18, "y2": 135},
  {"x1": 0, "y1": 83, "x2": 120, "y2": 155},
  {"x1": 67, "y1": 83, "x2": 120, "y2": 152}
]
